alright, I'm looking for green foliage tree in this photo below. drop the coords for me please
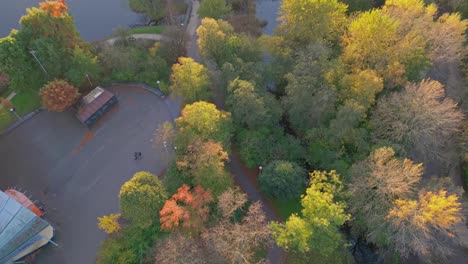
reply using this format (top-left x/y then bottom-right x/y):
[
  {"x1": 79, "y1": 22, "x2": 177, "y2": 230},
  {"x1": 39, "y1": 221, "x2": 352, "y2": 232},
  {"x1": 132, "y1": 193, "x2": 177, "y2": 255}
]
[
  {"x1": 197, "y1": 18, "x2": 261, "y2": 66},
  {"x1": 175, "y1": 101, "x2": 233, "y2": 151},
  {"x1": 282, "y1": 43, "x2": 337, "y2": 136},
  {"x1": 0, "y1": 1, "x2": 97, "y2": 91},
  {"x1": 98, "y1": 45, "x2": 170, "y2": 86},
  {"x1": 198, "y1": 0, "x2": 231, "y2": 19},
  {"x1": 236, "y1": 128, "x2": 305, "y2": 168},
  {"x1": 170, "y1": 57, "x2": 212, "y2": 105},
  {"x1": 128, "y1": 0, "x2": 166, "y2": 20},
  {"x1": 258, "y1": 160, "x2": 306, "y2": 201},
  {"x1": 226, "y1": 79, "x2": 282, "y2": 130},
  {"x1": 277, "y1": 0, "x2": 347, "y2": 48},
  {"x1": 270, "y1": 170, "x2": 350, "y2": 261},
  {"x1": 65, "y1": 47, "x2": 101, "y2": 87},
  {"x1": 159, "y1": 26, "x2": 189, "y2": 64},
  {"x1": 119, "y1": 171, "x2": 168, "y2": 228}
]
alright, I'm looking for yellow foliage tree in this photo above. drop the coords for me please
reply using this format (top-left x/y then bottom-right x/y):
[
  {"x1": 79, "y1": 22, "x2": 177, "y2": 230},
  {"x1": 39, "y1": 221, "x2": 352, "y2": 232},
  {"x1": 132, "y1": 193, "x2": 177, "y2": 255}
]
[
  {"x1": 98, "y1": 213, "x2": 121, "y2": 234},
  {"x1": 387, "y1": 189, "x2": 463, "y2": 259}
]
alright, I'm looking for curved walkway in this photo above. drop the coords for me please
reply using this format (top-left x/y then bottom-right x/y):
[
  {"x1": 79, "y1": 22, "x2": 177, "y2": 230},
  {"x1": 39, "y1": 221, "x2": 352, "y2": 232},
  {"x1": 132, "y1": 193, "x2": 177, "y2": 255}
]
[{"x1": 105, "y1": 33, "x2": 167, "y2": 45}]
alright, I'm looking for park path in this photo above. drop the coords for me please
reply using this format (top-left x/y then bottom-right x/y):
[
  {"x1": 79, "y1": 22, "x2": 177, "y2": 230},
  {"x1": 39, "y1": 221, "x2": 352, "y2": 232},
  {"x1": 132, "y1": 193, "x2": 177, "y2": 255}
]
[
  {"x1": 105, "y1": 33, "x2": 166, "y2": 45},
  {"x1": 184, "y1": 1, "x2": 286, "y2": 263}
]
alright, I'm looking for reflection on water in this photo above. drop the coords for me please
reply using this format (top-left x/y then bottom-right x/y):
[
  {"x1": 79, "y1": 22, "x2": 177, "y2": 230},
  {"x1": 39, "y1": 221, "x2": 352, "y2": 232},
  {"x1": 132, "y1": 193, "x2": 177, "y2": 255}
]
[{"x1": 256, "y1": 0, "x2": 281, "y2": 35}]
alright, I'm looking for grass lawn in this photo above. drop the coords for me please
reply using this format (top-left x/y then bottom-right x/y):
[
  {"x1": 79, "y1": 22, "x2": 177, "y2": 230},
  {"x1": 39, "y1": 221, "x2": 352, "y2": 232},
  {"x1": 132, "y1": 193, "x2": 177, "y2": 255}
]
[
  {"x1": 128, "y1": 26, "x2": 164, "y2": 35},
  {"x1": 11, "y1": 89, "x2": 41, "y2": 116},
  {"x1": 271, "y1": 197, "x2": 302, "y2": 220}
]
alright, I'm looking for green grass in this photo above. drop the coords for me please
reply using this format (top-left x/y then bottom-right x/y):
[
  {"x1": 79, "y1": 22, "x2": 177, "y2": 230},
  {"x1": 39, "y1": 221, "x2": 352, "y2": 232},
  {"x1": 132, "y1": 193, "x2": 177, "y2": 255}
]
[
  {"x1": 11, "y1": 89, "x2": 41, "y2": 116},
  {"x1": 271, "y1": 197, "x2": 302, "y2": 220},
  {"x1": 128, "y1": 26, "x2": 165, "y2": 35}
]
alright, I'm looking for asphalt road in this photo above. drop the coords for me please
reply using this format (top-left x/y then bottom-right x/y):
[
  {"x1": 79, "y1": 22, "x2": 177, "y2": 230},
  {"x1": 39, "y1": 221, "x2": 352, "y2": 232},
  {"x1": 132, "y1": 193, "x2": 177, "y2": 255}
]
[{"x1": 0, "y1": 85, "x2": 179, "y2": 264}]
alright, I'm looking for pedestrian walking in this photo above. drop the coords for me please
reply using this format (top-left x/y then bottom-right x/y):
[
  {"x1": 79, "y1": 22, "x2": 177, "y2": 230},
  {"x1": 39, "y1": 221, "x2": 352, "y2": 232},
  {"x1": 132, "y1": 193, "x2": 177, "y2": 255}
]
[
  {"x1": 138, "y1": 152, "x2": 142, "y2": 159},
  {"x1": 134, "y1": 152, "x2": 138, "y2": 160}
]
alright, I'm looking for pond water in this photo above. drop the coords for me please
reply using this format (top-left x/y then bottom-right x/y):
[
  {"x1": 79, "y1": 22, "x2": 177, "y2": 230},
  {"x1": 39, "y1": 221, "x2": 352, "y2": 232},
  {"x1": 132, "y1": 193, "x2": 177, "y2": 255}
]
[
  {"x1": 0, "y1": 0, "x2": 142, "y2": 41},
  {"x1": 0, "y1": 0, "x2": 281, "y2": 41}
]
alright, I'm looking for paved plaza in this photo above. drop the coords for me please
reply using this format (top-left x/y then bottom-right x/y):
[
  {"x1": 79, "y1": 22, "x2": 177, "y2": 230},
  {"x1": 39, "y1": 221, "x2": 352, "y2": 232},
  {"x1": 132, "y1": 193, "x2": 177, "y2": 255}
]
[{"x1": 0, "y1": 85, "x2": 179, "y2": 264}]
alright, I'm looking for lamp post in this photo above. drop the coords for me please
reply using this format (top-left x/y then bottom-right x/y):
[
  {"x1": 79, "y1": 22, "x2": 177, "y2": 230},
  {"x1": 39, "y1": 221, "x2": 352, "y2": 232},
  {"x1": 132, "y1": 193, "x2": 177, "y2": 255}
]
[
  {"x1": 29, "y1": 50, "x2": 48, "y2": 77},
  {"x1": 85, "y1": 73, "x2": 93, "y2": 87},
  {"x1": 10, "y1": 107, "x2": 21, "y2": 120}
]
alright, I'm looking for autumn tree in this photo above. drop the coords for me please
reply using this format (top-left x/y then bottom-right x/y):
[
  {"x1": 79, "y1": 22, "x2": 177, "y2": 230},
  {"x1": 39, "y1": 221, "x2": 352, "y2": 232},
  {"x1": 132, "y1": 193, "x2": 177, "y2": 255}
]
[
  {"x1": 277, "y1": 0, "x2": 348, "y2": 48},
  {"x1": 160, "y1": 184, "x2": 213, "y2": 235},
  {"x1": 175, "y1": 101, "x2": 233, "y2": 151},
  {"x1": 386, "y1": 189, "x2": 464, "y2": 260},
  {"x1": 197, "y1": 18, "x2": 234, "y2": 65},
  {"x1": 371, "y1": 79, "x2": 464, "y2": 163},
  {"x1": 119, "y1": 171, "x2": 168, "y2": 228},
  {"x1": 258, "y1": 160, "x2": 306, "y2": 201},
  {"x1": 338, "y1": 69, "x2": 384, "y2": 110},
  {"x1": 39, "y1": 79, "x2": 80, "y2": 112},
  {"x1": 176, "y1": 139, "x2": 233, "y2": 196},
  {"x1": 226, "y1": 78, "x2": 282, "y2": 130},
  {"x1": 270, "y1": 170, "x2": 350, "y2": 261},
  {"x1": 98, "y1": 213, "x2": 121, "y2": 234},
  {"x1": 198, "y1": 0, "x2": 231, "y2": 19},
  {"x1": 169, "y1": 57, "x2": 212, "y2": 105},
  {"x1": 347, "y1": 147, "x2": 423, "y2": 244},
  {"x1": 153, "y1": 233, "x2": 208, "y2": 264},
  {"x1": 202, "y1": 188, "x2": 270, "y2": 263},
  {"x1": 282, "y1": 43, "x2": 337, "y2": 135},
  {"x1": 197, "y1": 18, "x2": 261, "y2": 66}
]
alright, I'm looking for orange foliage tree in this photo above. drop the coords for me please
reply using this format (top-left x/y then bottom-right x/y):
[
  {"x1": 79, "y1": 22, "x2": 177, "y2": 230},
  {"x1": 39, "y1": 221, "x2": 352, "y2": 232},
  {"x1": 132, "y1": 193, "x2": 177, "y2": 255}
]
[
  {"x1": 39, "y1": 79, "x2": 80, "y2": 112},
  {"x1": 160, "y1": 184, "x2": 213, "y2": 235},
  {"x1": 39, "y1": 0, "x2": 68, "y2": 18}
]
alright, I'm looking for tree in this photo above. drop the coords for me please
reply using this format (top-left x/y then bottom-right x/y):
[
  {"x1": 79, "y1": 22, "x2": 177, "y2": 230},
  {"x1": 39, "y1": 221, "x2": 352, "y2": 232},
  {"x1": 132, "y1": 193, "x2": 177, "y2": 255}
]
[
  {"x1": 159, "y1": 26, "x2": 189, "y2": 64},
  {"x1": 176, "y1": 139, "x2": 233, "y2": 196},
  {"x1": 175, "y1": 101, "x2": 233, "y2": 151},
  {"x1": 0, "y1": 1, "x2": 95, "y2": 91},
  {"x1": 371, "y1": 79, "x2": 464, "y2": 163},
  {"x1": 258, "y1": 160, "x2": 306, "y2": 201},
  {"x1": 65, "y1": 47, "x2": 101, "y2": 87},
  {"x1": 169, "y1": 57, "x2": 212, "y2": 105},
  {"x1": 342, "y1": 9, "x2": 402, "y2": 82},
  {"x1": 0, "y1": 72, "x2": 10, "y2": 94},
  {"x1": 282, "y1": 43, "x2": 337, "y2": 135},
  {"x1": 198, "y1": 0, "x2": 231, "y2": 19},
  {"x1": 39, "y1": 79, "x2": 80, "y2": 112},
  {"x1": 98, "y1": 213, "x2": 121, "y2": 234},
  {"x1": 226, "y1": 79, "x2": 282, "y2": 130},
  {"x1": 160, "y1": 184, "x2": 213, "y2": 235},
  {"x1": 203, "y1": 202, "x2": 270, "y2": 263},
  {"x1": 119, "y1": 171, "x2": 168, "y2": 228},
  {"x1": 153, "y1": 233, "x2": 208, "y2": 264},
  {"x1": 270, "y1": 170, "x2": 350, "y2": 261},
  {"x1": 128, "y1": 0, "x2": 166, "y2": 21},
  {"x1": 386, "y1": 189, "x2": 464, "y2": 260},
  {"x1": 197, "y1": 18, "x2": 234, "y2": 65},
  {"x1": 277, "y1": 0, "x2": 347, "y2": 47},
  {"x1": 347, "y1": 147, "x2": 423, "y2": 245},
  {"x1": 236, "y1": 128, "x2": 305, "y2": 168},
  {"x1": 338, "y1": 69, "x2": 384, "y2": 110}
]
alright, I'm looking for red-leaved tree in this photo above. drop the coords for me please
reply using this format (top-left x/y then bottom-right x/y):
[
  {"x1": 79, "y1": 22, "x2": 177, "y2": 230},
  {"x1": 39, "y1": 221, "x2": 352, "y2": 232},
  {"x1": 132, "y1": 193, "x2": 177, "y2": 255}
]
[
  {"x1": 39, "y1": 79, "x2": 80, "y2": 112},
  {"x1": 160, "y1": 184, "x2": 213, "y2": 235},
  {"x1": 39, "y1": 0, "x2": 68, "y2": 18}
]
